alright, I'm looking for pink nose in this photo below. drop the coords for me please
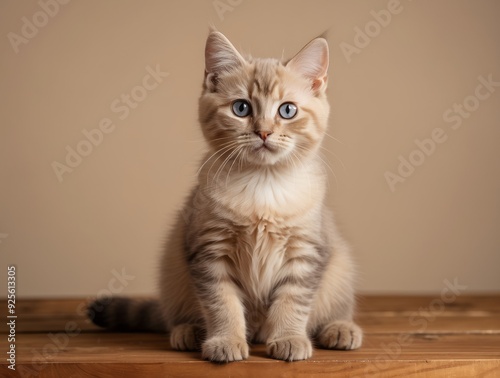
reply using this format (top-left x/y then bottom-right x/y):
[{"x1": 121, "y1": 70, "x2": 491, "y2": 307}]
[{"x1": 255, "y1": 131, "x2": 273, "y2": 141}]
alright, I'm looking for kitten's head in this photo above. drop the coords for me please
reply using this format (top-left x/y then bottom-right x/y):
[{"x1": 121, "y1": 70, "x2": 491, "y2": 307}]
[{"x1": 199, "y1": 31, "x2": 330, "y2": 167}]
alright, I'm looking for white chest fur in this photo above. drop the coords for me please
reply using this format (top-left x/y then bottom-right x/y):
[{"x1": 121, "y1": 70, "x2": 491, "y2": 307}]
[{"x1": 214, "y1": 165, "x2": 324, "y2": 222}]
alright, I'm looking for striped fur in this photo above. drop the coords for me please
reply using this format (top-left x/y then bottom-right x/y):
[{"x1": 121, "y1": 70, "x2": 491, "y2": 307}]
[{"x1": 88, "y1": 31, "x2": 362, "y2": 362}]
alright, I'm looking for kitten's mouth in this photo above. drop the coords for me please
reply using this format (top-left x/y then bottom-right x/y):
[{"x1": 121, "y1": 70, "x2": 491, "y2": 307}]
[
  {"x1": 246, "y1": 142, "x2": 285, "y2": 165},
  {"x1": 255, "y1": 143, "x2": 276, "y2": 152}
]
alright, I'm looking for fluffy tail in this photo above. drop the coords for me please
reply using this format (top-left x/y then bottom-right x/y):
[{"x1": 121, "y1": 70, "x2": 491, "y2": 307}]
[{"x1": 87, "y1": 297, "x2": 165, "y2": 332}]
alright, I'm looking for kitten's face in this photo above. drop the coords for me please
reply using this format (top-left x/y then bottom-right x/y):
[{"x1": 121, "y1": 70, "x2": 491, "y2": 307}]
[{"x1": 199, "y1": 32, "x2": 330, "y2": 167}]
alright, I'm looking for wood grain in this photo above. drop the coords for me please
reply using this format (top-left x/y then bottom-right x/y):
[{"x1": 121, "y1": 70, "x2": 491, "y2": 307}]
[{"x1": 1, "y1": 295, "x2": 499, "y2": 377}]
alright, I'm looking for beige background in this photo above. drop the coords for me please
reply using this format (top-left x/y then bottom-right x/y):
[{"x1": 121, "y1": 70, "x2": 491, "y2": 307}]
[{"x1": 1, "y1": 0, "x2": 499, "y2": 297}]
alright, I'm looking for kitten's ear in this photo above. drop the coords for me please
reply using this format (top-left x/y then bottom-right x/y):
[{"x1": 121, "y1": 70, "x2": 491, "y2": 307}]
[
  {"x1": 286, "y1": 38, "x2": 329, "y2": 92},
  {"x1": 205, "y1": 31, "x2": 245, "y2": 79}
]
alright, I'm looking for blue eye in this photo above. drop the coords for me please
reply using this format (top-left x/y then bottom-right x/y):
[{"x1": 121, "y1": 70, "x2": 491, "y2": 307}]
[
  {"x1": 232, "y1": 100, "x2": 252, "y2": 117},
  {"x1": 278, "y1": 102, "x2": 297, "y2": 119}
]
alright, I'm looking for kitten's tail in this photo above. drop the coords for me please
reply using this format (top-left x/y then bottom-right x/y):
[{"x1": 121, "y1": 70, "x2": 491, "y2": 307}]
[{"x1": 87, "y1": 297, "x2": 165, "y2": 332}]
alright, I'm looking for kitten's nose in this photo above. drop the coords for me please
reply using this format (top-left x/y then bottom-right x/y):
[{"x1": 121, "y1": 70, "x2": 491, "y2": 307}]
[{"x1": 255, "y1": 130, "x2": 273, "y2": 142}]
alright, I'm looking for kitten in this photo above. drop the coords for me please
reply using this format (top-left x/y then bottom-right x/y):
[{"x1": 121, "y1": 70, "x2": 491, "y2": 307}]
[{"x1": 88, "y1": 31, "x2": 363, "y2": 362}]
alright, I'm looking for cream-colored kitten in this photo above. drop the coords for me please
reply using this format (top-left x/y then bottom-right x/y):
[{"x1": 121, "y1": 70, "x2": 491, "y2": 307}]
[{"x1": 88, "y1": 31, "x2": 362, "y2": 362}]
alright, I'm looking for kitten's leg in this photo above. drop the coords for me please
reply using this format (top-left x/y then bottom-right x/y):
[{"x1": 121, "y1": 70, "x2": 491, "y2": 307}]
[
  {"x1": 190, "y1": 255, "x2": 249, "y2": 362},
  {"x1": 311, "y1": 238, "x2": 363, "y2": 350},
  {"x1": 263, "y1": 245, "x2": 323, "y2": 361}
]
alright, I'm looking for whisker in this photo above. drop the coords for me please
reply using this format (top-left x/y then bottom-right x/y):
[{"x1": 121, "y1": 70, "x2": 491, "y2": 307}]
[
  {"x1": 206, "y1": 146, "x2": 239, "y2": 184},
  {"x1": 289, "y1": 149, "x2": 312, "y2": 196},
  {"x1": 196, "y1": 141, "x2": 239, "y2": 177},
  {"x1": 210, "y1": 139, "x2": 252, "y2": 186},
  {"x1": 213, "y1": 144, "x2": 242, "y2": 185},
  {"x1": 324, "y1": 132, "x2": 345, "y2": 145},
  {"x1": 294, "y1": 144, "x2": 339, "y2": 192},
  {"x1": 319, "y1": 145, "x2": 346, "y2": 170},
  {"x1": 225, "y1": 146, "x2": 245, "y2": 188}
]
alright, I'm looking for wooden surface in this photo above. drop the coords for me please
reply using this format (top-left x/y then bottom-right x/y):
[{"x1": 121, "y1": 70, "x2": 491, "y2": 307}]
[{"x1": 1, "y1": 295, "x2": 499, "y2": 377}]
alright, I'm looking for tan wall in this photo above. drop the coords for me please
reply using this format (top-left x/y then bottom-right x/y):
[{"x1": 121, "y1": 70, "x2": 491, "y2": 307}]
[{"x1": 1, "y1": 0, "x2": 499, "y2": 297}]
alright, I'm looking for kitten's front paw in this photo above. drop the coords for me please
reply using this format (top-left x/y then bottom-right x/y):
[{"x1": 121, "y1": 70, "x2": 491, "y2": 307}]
[
  {"x1": 170, "y1": 324, "x2": 202, "y2": 351},
  {"x1": 318, "y1": 320, "x2": 363, "y2": 350},
  {"x1": 267, "y1": 335, "x2": 312, "y2": 361},
  {"x1": 202, "y1": 336, "x2": 249, "y2": 363}
]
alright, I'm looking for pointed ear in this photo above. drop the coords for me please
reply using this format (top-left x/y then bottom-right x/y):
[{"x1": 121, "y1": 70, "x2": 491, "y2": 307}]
[
  {"x1": 286, "y1": 38, "x2": 329, "y2": 92},
  {"x1": 205, "y1": 31, "x2": 245, "y2": 75}
]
